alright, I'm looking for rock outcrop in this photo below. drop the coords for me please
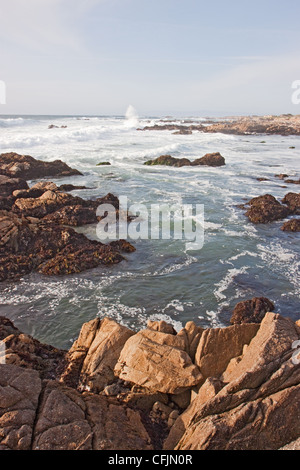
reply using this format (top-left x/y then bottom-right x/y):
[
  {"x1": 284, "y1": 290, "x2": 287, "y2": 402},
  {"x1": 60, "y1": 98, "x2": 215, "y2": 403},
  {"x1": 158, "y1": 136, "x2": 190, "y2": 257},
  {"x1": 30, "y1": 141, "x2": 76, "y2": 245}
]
[
  {"x1": 144, "y1": 153, "x2": 225, "y2": 167},
  {"x1": 0, "y1": 310, "x2": 299, "y2": 451},
  {"x1": 0, "y1": 154, "x2": 135, "y2": 281},
  {"x1": 139, "y1": 115, "x2": 300, "y2": 136},
  {"x1": 0, "y1": 152, "x2": 82, "y2": 179}
]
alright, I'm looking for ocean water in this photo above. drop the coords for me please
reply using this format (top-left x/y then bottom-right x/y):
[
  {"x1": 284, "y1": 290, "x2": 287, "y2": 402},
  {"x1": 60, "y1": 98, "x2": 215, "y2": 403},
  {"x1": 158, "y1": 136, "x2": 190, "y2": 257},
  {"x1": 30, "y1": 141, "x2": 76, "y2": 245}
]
[{"x1": 0, "y1": 113, "x2": 299, "y2": 349}]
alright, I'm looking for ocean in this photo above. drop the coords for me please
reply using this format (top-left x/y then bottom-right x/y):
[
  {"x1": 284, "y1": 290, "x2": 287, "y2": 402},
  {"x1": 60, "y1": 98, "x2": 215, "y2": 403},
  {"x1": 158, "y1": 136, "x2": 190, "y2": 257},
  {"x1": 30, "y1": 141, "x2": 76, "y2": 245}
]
[{"x1": 0, "y1": 113, "x2": 299, "y2": 349}]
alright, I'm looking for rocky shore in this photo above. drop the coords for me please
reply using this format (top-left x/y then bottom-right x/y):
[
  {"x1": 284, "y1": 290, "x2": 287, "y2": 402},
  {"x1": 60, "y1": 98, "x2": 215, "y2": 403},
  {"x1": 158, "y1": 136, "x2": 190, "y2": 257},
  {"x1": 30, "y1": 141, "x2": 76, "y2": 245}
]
[
  {"x1": 0, "y1": 304, "x2": 299, "y2": 450},
  {"x1": 0, "y1": 152, "x2": 135, "y2": 281},
  {"x1": 139, "y1": 114, "x2": 300, "y2": 136}
]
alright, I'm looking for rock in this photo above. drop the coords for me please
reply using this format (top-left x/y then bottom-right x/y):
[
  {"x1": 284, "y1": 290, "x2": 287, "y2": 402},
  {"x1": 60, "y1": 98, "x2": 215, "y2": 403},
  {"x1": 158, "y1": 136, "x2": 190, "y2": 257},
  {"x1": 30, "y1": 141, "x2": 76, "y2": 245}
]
[
  {"x1": 144, "y1": 155, "x2": 191, "y2": 167},
  {"x1": 152, "y1": 401, "x2": 173, "y2": 420},
  {"x1": 96, "y1": 162, "x2": 111, "y2": 166},
  {"x1": 285, "y1": 178, "x2": 300, "y2": 185},
  {"x1": 78, "y1": 318, "x2": 135, "y2": 393},
  {"x1": 0, "y1": 364, "x2": 42, "y2": 450},
  {"x1": 144, "y1": 153, "x2": 225, "y2": 167},
  {"x1": 170, "y1": 390, "x2": 191, "y2": 410},
  {"x1": 167, "y1": 313, "x2": 300, "y2": 450},
  {"x1": 191, "y1": 152, "x2": 225, "y2": 167},
  {"x1": 194, "y1": 323, "x2": 259, "y2": 381},
  {"x1": 0, "y1": 175, "x2": 28, "y2": 197},
  {"x1": 281, "y1": 218, "x2": 300, "y2": 232},
  {"x1": 275, "y1": 174, "x2": 289, "y2": 180},
  {"x1": 0, "y1": 211, "x2": 135, "y2": 281},
  {"x1": 83, "y1": 393, "x2": 153, "y2": 450},
  {"x1": 282, "y1": 192, "x2": 300, "y2": 215},
  {"x1": 177, "y1": 321, "x2": 204, "y2": 361},
  {"x1": 119, "y1": 386, "x2": 168, "y2": 412},
  {"x1": 147, "y1": 320, "x2": 177, "y2": 335},
  {"x1": 230, "y1": 297, "x2": 275, "y2": 324},
  {"x1": 0, "y1": 152, "x2": 82, "y2": 179},
  {"x1": 244, "y1": 194, "x2": 290, "y2": 223},
  {"x1": 31, "y1": 181, "x2": 59, "y2": 192},
  {"x1": 58, "y1": 184, "x2": 88, "y2": 191},
  {"x1": 164, "y1": 377, "x2": 223, "y2": 449},
  {"x1": 115, "y1": 329, "x2": 202, "y2": 394},
  {"x1": 0, "y1": 317, "x2": 66, "y2": 380}
]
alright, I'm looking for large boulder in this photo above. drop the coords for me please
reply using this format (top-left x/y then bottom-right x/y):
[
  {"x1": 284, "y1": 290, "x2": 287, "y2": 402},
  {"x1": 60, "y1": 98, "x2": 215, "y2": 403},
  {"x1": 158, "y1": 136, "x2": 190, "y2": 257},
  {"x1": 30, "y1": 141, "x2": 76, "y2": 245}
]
[
  {"x1": 0, "y1": 365, "x2": 42, "y2": 450},
  {"x1": 115, "y1": 329, "x2": 202, "y2": 394},
  {"x1": 63, "y1": 317, "x2": 135, "y2": 392},
  {"x1": 194, "y1": 323, "x2": 259, "y2": 380}
]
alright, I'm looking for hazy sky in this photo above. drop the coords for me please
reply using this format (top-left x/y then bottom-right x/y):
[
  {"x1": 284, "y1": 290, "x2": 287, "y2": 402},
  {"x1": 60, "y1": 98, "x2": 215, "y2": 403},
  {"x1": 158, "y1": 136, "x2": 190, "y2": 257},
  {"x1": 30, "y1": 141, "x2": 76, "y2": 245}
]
[{"x1": 1, "y1": 0, "x2": 300, "y2": 116}]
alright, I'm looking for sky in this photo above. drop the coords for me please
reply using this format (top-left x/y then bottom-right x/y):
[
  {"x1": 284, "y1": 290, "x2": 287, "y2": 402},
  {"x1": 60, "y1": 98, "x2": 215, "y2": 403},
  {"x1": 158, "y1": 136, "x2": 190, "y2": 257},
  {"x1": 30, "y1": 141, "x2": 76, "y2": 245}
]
[{"x1": 0, "y1": 0, "x2": 300, "y2": 116}]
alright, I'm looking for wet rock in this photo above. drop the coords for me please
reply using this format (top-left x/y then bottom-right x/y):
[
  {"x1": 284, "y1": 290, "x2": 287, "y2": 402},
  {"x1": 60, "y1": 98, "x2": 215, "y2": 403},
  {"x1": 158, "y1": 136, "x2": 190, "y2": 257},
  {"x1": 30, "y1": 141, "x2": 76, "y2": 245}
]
[
  {"x1": 281, "y1": 218, "x2": 300, "y2": 232},
  {"x1": 282, "y1": 192, "x2": 300, "y2": 215},
  {"x1": 96, "y1": 162, "x2": 111, "y2": 166},
  {"x1": 0, "y1": 365, "x2": 42, "y2": 450},
  {"x1": 0, "y1": 211, "x2": 134, "y2": 281},
  {"x1": 244, "y1": 194, "x2": 290, "y2": 223},
  {"x1": 0, "y1": 152, "x2": 82, "y2": 179},
  {"x1": 230, "y1": 297, "x2": 275, "y2": 324},
  {"x1": 58, "y1": 184, "x2": 88, "y2": 191},
  {"x1": 167, "y1": 313, "x2": 300, "y2": 450}
]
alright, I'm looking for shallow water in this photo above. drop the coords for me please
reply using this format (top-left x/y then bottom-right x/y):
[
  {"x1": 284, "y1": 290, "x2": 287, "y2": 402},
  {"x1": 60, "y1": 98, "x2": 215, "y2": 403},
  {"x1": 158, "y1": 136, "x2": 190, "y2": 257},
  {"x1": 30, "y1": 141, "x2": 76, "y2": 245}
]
[{"x1": 0, "y1": 114, "x2": 299, "y2": 349}]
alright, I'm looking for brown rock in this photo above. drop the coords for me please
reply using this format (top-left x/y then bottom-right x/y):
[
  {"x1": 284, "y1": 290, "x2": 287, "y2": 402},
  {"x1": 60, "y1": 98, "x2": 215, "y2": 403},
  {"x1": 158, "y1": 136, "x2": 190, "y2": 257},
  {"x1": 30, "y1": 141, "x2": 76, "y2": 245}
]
[
  {"x1": 164, "y1": 377, "x2": 223, "y2": 450},
  {"x1": 192, "y1": 152, "x2": 225, "y2": 167},
  {"x1": 177, "y1": 321, "x2": 204, "y2": 361},
  {"x1": 147, "y1": 320, "x2": 177, "y2": 335},
  {"x1": 245, "y1": 194, "x2": 290, "y2": 223},
  {"x1": 171, "y1": 313, "x2": 300, "y2": 450},
  {"x1": 0, "y1": 152, "x2": 82, "y2": 179},
  {"x1": 230, "y1": 297, "x2": 275, "y2": 324},
  {"x1": 0, "y1": 316, "x2": 66, "y2": 380},
  {"x1": 0, "y1": 174, "x2": 28, "y2": 197},
  {"x1": 79, "y1": 318, "x2": 135, "y2": 392},
  {"x1": 115, "y1": 329, "x2": 202, "y2": 394},
  {"x1": 282, "y1": 192, "x2": 300, "y2": 215},
  {"x1": 84, "y1": 393, "x2": 153, "y2": 450},
  {"x1": 0, "y1": 364, "x2": 42, "y2": 450},
  {"x1": 32, "y1": 381, "x2": 92, "y2": 450},
  {"x1": 194, "y1": 323, "x2": 259, "y2": 380},
  {"x1": 281, "y1": 218, "x2": 300, "y2": 232}
]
